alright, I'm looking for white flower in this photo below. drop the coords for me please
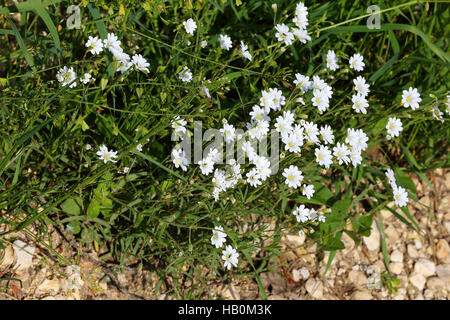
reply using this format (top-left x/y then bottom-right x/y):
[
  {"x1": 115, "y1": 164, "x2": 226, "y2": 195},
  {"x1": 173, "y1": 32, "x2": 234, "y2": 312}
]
[
  {"x1": 240, "y1": 41, "x2": 252, "y2": 61},
  {"x1": 445, "y1": 95, "x2": 450, "y2": 114},
  {"x1": 178, "y1": 66, "x2": 193, "y2": 82},
  {"x1": 432, "y1": 106, "x2": 444, "y2": 122},
  {"x1": 293, "y1": 13, "x2": 308, "y2": 30},
  {"x1": 85, "y1": 36, "x2": 103, "y2": 55},
  {"x1": 198, "y1": 158, "x2": 214, "y2": 175},
  {"x1": 207, "y1": 148, "x2": 222, "y2": 164},
  {"x1": 302, "y1": 184, "x2": 315, "y2": 200},
  {"x1": 171, "y1": 148, "x2": 189, "y2": 171},
  {"x1": 320, "y1": 125, "x2": 334, "y2": 145},
  {"x1": 218, "y1": 34, "x2": 232, "y2": 51},
  {"x1": 283, "y1": 133, "x2": 302, "y2": 153},
  {"x1": 353, "y1": 76, "x2": 370, "y2": 97},
  {"x1": 393, "y1": 186, "x2": 408, "y2": 207},
  {"x1": 386, "y1": 117, "x2": 403, "y2": 137},
  {"x1": 254, "y1": 120, "x2": 270, "y2": 140},
  {"x1": 333, "y1": 142, "x2": 351, "y2": 165},
  {"x1": 312, "y1": 89, "x2": 330, "y2": 113},
  {"x1": 241, "y1": 141, "x2": 256, "y2": 160},
  {"x1": 80, "y1": 73, "x2": 92, "y2": 84},
  {"x1": 112, "y1": 50, "x2": 132, "y2": 73},
  {"x1": 222, "y1": 245, "x2": 239, "y2": 270},
  {"x1": 315, "y1": 145, "x2": 333, "y2": 168},
  {"x1": 246, "y1": 168, "x2": 262, "y2": 187},
  {"x1": 318, "y1": 215, "x2": 326, "y2": 223},
  {"x1": 269, "y1": 88, "x2": 286, "y2": 111},
  {"x1": 57, "y1": 66, "x2": 77, "y2": 88},
  {"x1": 303, "y1": 121, "x2": 320, "y2": 144},
  {"x1": 211, "y1": 226, "x2": 226, "y2": 248},
  {"x1": 295, "y1": 2, "x2": 308, "y2": 18},
  {"x1": 136, "y1": 144, "x2": 143, "y2": 152},
  {"x1": 352, "y1": 93, "x2": 369, "y2": 114},
  {"x1": 131, "y1": 54, "x2": 150, "y2": 73},
  {"x1": 85, "y1": 144, "x2": 92, "y2": 150},
  {"x1": 282, "y1": 165, "x2": 303, "y2": 189},
  {"x1": 249, "y1": 105, "x2": 269, "y2": 122},
  {"x1": 274, "y1": 117, "x2": 293, "y2": 138},
  {"x1": 385, "y1": 168, "x2": 396, "y2": 188},
  {"x1": 220, "y1": 123, "x2": 236, "y2": 144},
  {"x1": 171, "y1": 116, "x2": 187, "y2": 134},
  {"x1": 201, "y1": 40, "x2": 208, "y2": 48},
  {"x1": 349, "y1": 53, "x2": 365, "y2": 72},
  {"x1": 275, "y1": 24, "x2": 295, "y2": 46},
  {"x1": 103, "y1": 33, "x2": 122, "y2": 52},
  {"x1": 312, "y1": 75, "x2": 327, "y2": 91},
  {"x1": 401, "y1": 87, "x2": 421, "y2": 110},
  {"x1": 96, "y1": 145, "x2": 118, "y2": 163},
  {"x1": 259, "y1": 89, "x2": 275, "y2": 113},
  {"x1": 293, "y1": 204, "x2": 309, "y2": 223},
  {"x1": 183, "y1": 18, "x2": 197, "y2": 35},
  {"x1": 346, "y1": 128, "x2": 368, "y2": 151},
  {"x1": 200, "y1": 83, "x2": 211, "y2": 98},
  {"x1": 350, "y1": 147, "x2": 363, "y2": 167},
  {"x1": 293, "y1": 73, "x2": 311, "y2": 91},
  {"x1": 292, "y1": 28, "x2": 311, "y2": 44},
  {"x1": 326, "y1": 50, "x2": 339, "y2": 71}
]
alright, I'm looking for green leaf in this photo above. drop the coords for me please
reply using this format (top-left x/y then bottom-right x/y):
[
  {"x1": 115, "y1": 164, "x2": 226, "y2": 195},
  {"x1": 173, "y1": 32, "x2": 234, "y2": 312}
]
[
  {"x1": 321, "y1": 236, "x2": 345, "y2": 251},
  {"x1": 60, "y1": 198, "x2": 81, "y2": 215},
  {"x1": 312, "y1": 182, "x2": 333, "y2": 205},
  {"x1": 67, "y1": 221, "x2": 81, "y2": 234},
  {"x1": 354, "y1": 214, "x2": 373, "y2": 236},
  {"x1": 331, "y1": 198, "x2": 352, "y2": 214},
  {"x1": 87, "y1": 199, "x2": 101, "y2": 219}
]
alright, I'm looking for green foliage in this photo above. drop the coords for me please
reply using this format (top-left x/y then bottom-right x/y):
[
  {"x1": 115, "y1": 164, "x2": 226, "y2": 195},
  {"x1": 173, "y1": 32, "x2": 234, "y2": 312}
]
[{"x1": 0, "y1": 0, "x2": 449, "y2": 298}]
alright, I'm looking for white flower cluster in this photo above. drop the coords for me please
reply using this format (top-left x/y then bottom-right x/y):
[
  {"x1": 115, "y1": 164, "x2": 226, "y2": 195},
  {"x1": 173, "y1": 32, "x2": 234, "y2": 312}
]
[
  {"x1": 293, "y1": 204, "x2": 325, "y2": 224},
  {"x1": 57, "y1": 33, "x2": 150, "y2": 88},
  {"x1": 275, "y1": 2, "x2": 311, "y2": 46},
  {"x1": 385, "y1": 169, "x2": 408, "y2": 207}
]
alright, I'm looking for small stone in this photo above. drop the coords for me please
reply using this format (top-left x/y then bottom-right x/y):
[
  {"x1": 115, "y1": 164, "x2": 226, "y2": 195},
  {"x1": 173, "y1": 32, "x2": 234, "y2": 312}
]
[
  {"x1": 380, "y1": 209, "x2": 392, "y2": 221},
  {"x1": 390, "y1": 262, "x2": 403, "y2": 275},
  {"x1": 38, "y1": 278, "x2": 61, "y2": 295},
  {"x1": 0, "y1": 245, "x2": 15, "y2": 270},
  {"x1": 351, "y1": 290, "x2": 373, "y2": 300},
  {"x1": 363, "y1": 221, "x2": 380, "y2": 252},
  {"x1": 385, "y1": 226, "x2": 399, "y2": 243},
  {"x1": 305, "y1": 278, "x2": 323, "y2": 299},
  {"x1": 409, "y1": 272, "x2": 426, "y2": 291},
  {"x1": 414, "y1": 259, "x2": 436, "y2": 278},
  {"x1": 390, "y1": 249, "x2": 403, "y2": 263},
  {"x1": 292, "y1": 269, "x2": 301, "y2": 282},
  {"x1": 299, "y1": 267, "x2": 310, "y2": 280},
  {"x1": 222, "y1": 285, "x2": 240, "y2": 300},
  {"x1": 436, "y1": 239, "x2": 449, "y2": 261},
  {"x1": 415, "y1": 240, "x2": 423, "y2": 250},
  {"x1": 444, "y1": 221, "x2": 450, "y2": 234},
  {"x1": 40, "y1": 296, "x2": 55, "y2": 300},
  {"x1": 414, "y1": 293, "x2": 425, "y2": 300},
  {"x1": 435, "y1": 264, "x2": 450, "y2": 290},
  {"x1": 407, "y1": 244, "x2": 419, "y2": 259},
  {"x1": 285, "y1": 234, "x2": 305, "y2": 247},
  {"x1": 12, "y1": 240, "x2": 35, "y2": 272},
  {"x1": 426, "y1": 277, "x2": 445, "y2": 291},
  {"x1": 423, "y1": 289, "x2": 434, "y2": 299},
  {"x1": 348, "y1": 270, "x2": 367, "y2": 286}
]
